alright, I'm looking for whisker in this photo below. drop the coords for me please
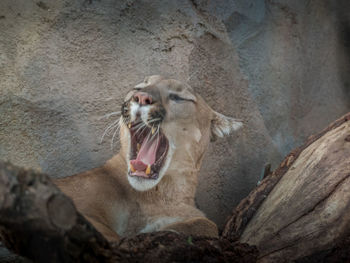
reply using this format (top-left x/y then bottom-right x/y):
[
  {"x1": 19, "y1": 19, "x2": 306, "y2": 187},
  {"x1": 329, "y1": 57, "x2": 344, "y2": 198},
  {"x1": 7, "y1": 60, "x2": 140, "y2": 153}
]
[
  {"x1": 138, "y1": 125, "x2": 151, "y2": 142},
  {"x1": 133, "y1": 123, "x2": 147, "y2": 139},
  {"x1": 150, "y1": 123, "x2": 161, "y2": 141},
  {"x1": 147, "y1": 118, "x2": 162, "y2": 140},
  {"x1": 111, "y1": 124, "x2": 121, "y2": 150},
  {"x1": 155, "y1": 125, "x2": 160, "y2": 148},
  {"x1": 150, "y1": 125, "x2": 155, "y2": 141},
  {"x1": 150, "y1": 125, "x2": 157, "y2": 141},
  {"x1": 144, "y1": 126, "x2": 152, "y2": 144},
  {"x1": 147, "y1": 118, "x2": 161, "y2": 125},
  {"x1": 131, "y1": 121, "x2": 144, "y2": 130},
  {"x1": 140, "y1": 125, "x2": 149, "y2": 135},
  {"x1": 100, "y1": 118, "x2": 121, "y2": 143},
  {"x1": 98, "y1": 111, "x2": 121, "y2": 120}
]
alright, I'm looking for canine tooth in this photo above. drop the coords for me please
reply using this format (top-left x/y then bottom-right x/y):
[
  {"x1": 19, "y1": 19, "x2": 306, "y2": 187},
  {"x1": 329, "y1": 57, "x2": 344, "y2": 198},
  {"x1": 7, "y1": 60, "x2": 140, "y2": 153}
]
[
  {"x1": 130, "y1": 163, "x2": 136, "y2": 172},
  {"x1": 137, "y1": 143, "x2": 141, "y2": 151},
  {"x1": 146, "y1": 165, "x2": 151, "y2": 175},
  {"x1": 128, "y1": 123, "x2": 131, "y2": 129},
  {"x1": 151, "y1": 127, "x2": 156, "y2": 135}
]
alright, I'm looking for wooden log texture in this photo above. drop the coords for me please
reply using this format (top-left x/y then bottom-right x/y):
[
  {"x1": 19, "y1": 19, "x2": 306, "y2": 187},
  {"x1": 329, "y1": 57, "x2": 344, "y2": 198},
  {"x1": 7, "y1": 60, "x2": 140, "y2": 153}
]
[
  {"x1": 223, "y1": 113, "x2": 350, "y2": 262},
  {"x1": 0, "y1": 161, "x2": 258, "y2": 263},
  {"x1": 0, "y1": 161, "x2": 112, "y2": 262}
]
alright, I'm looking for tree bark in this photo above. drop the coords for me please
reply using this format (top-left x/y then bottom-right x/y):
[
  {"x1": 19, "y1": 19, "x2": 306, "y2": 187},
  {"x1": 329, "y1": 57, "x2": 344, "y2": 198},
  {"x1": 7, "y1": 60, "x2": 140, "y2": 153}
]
[
  {"x1": 0, "y1": 161, "x2": 257, "y2": 263},
  {"x1": 223, "y1": 112, "x2": 350, "y2": 262}
]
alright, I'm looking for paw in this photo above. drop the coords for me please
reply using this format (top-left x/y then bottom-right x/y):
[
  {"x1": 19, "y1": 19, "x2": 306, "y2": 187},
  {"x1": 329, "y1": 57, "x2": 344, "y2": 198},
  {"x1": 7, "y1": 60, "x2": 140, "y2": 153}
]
[
  {"x1": 85, "y1": 216, "x2": 120, "y2": 242},
  {"x1": 160, "y1": 217, "x2": 218, "y2": 238}
]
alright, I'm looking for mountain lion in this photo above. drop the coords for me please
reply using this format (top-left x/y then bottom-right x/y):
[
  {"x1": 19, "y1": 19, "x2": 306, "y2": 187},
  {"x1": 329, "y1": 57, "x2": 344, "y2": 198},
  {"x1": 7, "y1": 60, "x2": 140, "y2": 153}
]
[{"x1": 55, "y1": 75, "x2": 242, "y2": 241}]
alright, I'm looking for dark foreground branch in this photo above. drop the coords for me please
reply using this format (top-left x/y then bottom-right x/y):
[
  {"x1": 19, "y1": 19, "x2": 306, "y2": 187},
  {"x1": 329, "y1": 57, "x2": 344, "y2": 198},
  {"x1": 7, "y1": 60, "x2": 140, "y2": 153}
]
[
  {"x1": 0, "y1": 161, "x2": 257, "y2": 263},
  {"x1": 223, "y1": 112, "x2": 350, "y2": 262}
]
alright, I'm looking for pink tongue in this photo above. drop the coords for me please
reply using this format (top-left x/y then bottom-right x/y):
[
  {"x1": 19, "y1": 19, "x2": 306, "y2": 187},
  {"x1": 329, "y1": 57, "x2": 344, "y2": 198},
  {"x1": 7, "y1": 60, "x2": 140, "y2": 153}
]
[
  {"x1": 130, "y1": 137, "x2": 158, "y2": 171},
  {"x1": 130, "y1": 160, "x2": 147, "y2": 171}
]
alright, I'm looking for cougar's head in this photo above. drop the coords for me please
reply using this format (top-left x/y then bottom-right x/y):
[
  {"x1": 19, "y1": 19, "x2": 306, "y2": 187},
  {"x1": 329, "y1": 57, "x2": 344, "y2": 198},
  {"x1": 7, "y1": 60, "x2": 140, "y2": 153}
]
[{"x1": 120, "y1": 75, "x2": 242, "y2": 191}]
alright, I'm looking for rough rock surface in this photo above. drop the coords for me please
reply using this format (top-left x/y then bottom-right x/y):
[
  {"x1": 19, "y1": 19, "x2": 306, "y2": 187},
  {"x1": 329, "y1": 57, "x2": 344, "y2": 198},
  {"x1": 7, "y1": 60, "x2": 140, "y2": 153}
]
[{"x1": 1, "y1": 0, "x2": 350, "y2": 233}]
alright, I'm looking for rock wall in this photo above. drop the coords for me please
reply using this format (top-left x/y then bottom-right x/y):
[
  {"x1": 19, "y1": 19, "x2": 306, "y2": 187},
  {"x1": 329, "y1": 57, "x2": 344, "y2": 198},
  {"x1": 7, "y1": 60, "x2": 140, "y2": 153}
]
[{"x1": 1, "y1": 0, "x2": 349, "y2": 229}]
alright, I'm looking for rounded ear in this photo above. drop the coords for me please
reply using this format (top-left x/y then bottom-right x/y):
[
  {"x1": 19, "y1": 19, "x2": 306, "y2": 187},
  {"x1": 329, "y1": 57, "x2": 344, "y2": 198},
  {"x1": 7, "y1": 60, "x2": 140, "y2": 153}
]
[{"x1": 210, "y1": 111, "x2": 243, "y2": 141}]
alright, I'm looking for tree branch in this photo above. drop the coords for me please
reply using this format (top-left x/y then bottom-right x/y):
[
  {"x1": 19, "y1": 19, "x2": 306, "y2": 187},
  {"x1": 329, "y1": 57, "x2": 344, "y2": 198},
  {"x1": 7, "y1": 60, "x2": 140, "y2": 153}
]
[
  {"x1": 0, "y1": 161, "x2": 257, "y2": 263},
  {"x1": 223, "y1": 112, "x2": 350, "y2": 262}
]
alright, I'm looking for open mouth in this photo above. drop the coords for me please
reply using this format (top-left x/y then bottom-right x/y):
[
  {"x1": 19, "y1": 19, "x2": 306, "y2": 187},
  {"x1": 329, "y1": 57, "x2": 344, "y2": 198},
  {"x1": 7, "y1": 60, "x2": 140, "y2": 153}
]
[{"x1": 128, "y1": 121, "x2": 169, "y2": 180}]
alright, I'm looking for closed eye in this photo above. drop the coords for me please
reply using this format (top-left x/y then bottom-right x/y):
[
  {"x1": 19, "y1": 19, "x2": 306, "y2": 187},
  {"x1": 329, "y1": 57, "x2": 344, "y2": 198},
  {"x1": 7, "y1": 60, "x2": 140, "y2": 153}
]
[{"x1": 169, "y1": 93, "x2": 194, "y2": 103}]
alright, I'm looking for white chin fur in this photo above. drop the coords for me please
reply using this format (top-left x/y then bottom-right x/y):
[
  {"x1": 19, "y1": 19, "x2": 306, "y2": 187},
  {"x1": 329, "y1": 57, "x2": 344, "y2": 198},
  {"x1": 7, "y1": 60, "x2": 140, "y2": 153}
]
[{"x1": 127, "y1": 176, "x2": 162, "y2": 191}]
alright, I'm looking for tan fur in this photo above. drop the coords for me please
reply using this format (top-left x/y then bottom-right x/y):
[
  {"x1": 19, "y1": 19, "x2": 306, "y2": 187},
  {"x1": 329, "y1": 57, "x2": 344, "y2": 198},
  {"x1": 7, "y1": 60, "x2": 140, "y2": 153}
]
[{"x1": 54, "y1": 76, "x2": 242, "y2": 241}]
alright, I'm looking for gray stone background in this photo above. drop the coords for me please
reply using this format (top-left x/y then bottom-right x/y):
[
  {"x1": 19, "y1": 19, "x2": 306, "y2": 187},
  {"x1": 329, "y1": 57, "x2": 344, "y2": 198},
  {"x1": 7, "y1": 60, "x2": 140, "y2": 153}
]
[{"x1": 1, "y1": 0, "x2": 350, "y2": 233}]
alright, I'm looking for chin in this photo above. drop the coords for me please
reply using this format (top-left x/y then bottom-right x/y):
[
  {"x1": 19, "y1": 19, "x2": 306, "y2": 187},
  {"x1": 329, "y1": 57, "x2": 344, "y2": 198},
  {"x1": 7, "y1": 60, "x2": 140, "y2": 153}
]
[{"x1": 124, "y1": 121, "x2": 174, "y2": 191}]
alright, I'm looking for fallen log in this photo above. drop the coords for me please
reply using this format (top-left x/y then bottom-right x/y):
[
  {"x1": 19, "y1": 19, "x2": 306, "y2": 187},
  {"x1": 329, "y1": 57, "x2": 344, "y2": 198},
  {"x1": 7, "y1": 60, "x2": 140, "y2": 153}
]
[
  {"x1": 0, "y1": 161, "x2": 258, "y2": 263},
  {"x1": 223, "y1": 112, "x2": 350, "y2": 262},
  {"x1": 0, "y1": 161, "x2": 112, "y2": 262}
]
